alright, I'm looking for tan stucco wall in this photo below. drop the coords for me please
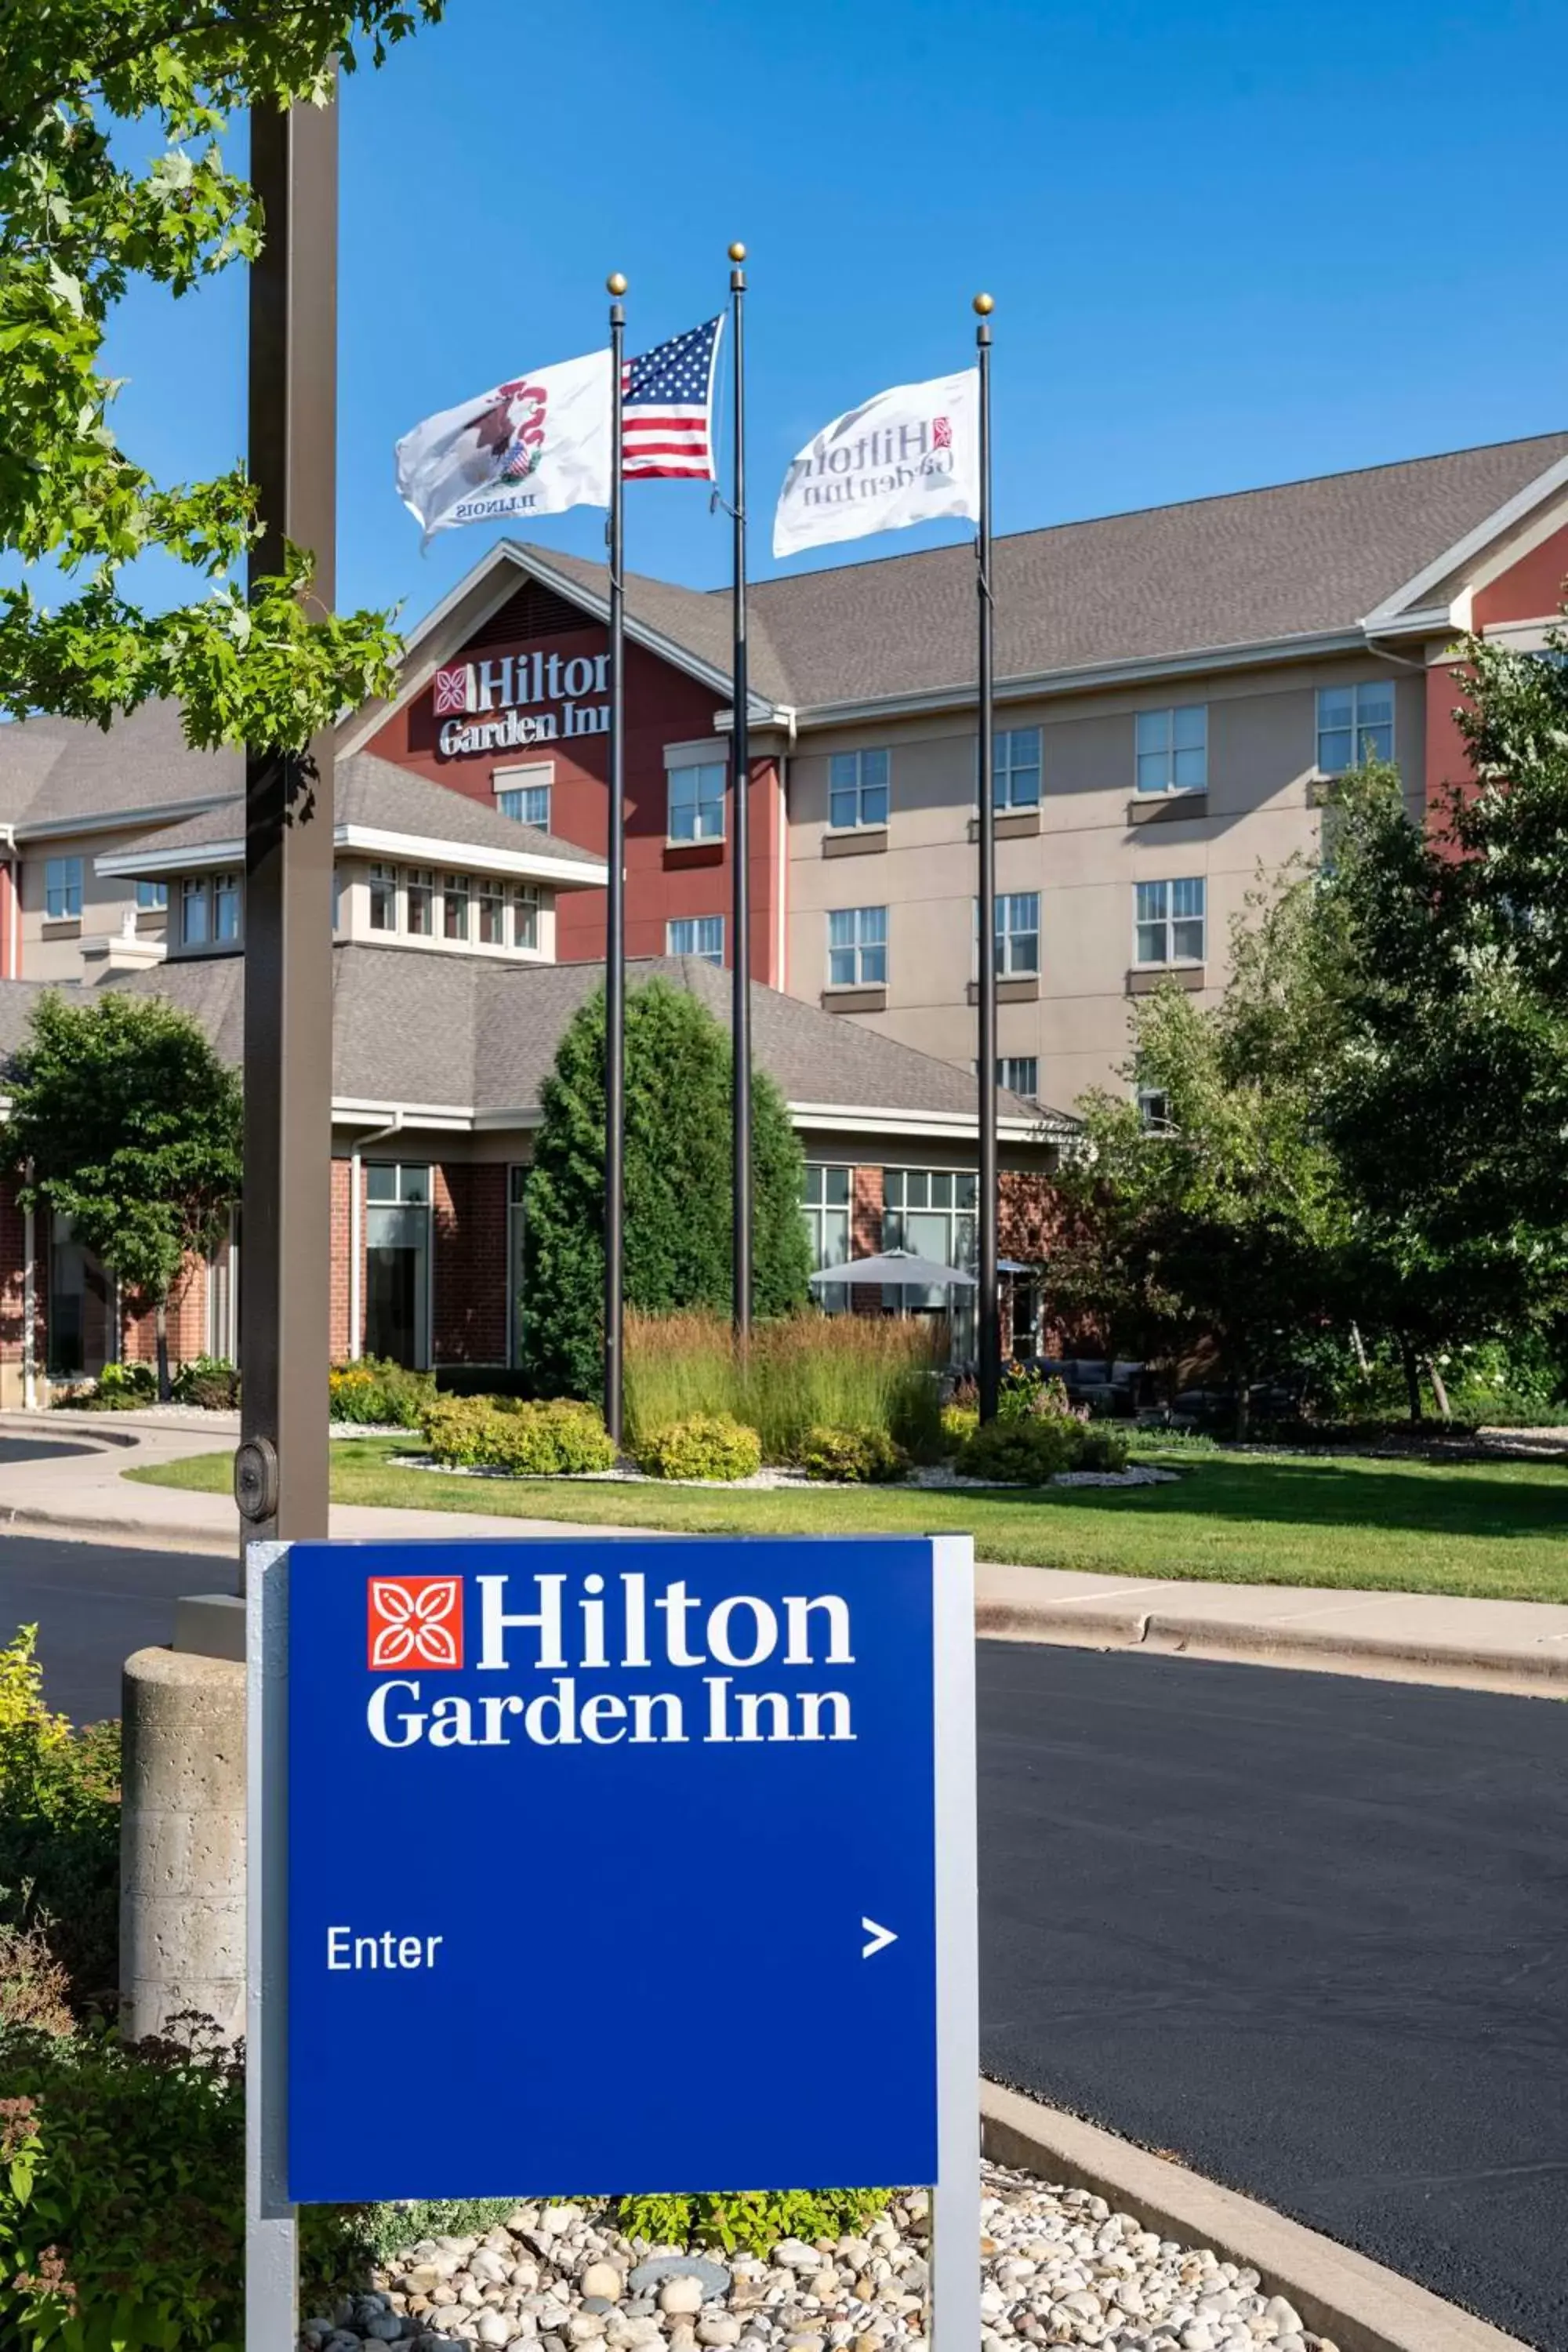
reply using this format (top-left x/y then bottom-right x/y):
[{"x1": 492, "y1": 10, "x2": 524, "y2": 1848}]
[
  {"x1": 786, "y1": 655, "x2": 1428, "y2": 1113},
  {"x1": 16, "y1": 821, "x2": 169, "y2": 982}
]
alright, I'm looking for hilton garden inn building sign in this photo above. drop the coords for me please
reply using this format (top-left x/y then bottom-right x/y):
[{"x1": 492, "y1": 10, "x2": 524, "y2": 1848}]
[{"x1": 432, "y1": 651, "x2": 611, "y2": 757}]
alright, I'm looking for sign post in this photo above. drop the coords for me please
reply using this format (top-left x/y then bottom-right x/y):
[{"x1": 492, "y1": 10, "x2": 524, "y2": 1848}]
[{"x1": 247, "y1": 1535, "x2": 977, "y2": 2342}]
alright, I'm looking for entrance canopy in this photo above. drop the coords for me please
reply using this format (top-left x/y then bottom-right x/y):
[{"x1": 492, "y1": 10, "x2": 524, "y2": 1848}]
[{"x1": 809, "y1": 1248, "x2": 978, "y2": 1289}]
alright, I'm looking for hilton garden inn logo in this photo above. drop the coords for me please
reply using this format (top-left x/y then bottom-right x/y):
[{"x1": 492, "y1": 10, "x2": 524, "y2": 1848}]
[{"x1": 362, "y1": 1569, "x2": 858, "y2": 1751}]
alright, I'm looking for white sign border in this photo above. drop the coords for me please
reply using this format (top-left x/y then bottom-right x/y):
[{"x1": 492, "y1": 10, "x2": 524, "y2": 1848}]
[{"x1": 246, "y1": 1535, "x2": 978, "y2": 2349}]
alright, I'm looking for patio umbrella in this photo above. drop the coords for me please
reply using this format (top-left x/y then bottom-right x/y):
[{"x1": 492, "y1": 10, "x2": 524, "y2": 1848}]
[{"x1": 808, "y1": 1247, "x2": 978, "y2": 1288}]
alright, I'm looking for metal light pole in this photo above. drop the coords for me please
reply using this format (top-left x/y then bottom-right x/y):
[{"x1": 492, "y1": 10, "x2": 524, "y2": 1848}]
[
  {"x1": 974, "y1": 292, "x2": 1000, "y2": 1423},
  {"x1": 604, "y1": 274, "x2": 628, "y2": 1443},
  {"x1": 234, "y1": 94, "x2": 338, "y2": 1549},
  {"x1": 728, "y1": 241, "x2": 753, "y2": 1342}
]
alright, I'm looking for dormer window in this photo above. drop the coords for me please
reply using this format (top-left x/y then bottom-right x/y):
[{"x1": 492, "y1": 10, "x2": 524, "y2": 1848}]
[
  {"x1": 406, "y1": 868, "x2": 434, "y2": 936},
  {"x1": 476, "y1": 877, "x2": 506, "y2": 946},
  {"x1": 181, "y1": 876, "x2": 210, "y2": 946}
]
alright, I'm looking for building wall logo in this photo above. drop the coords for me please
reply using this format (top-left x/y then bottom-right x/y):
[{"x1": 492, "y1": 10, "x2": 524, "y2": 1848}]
[
  {"x1": 367, "y1": 1577, "x2": 464, "y2": 1671},
  {"x1": 433, "y1": 664, "x2": 470, "y2": 716}
]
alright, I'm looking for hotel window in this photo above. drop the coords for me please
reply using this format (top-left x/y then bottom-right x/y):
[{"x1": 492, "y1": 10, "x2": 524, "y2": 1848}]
[
  {"x1": 827, "y1": 903, "x2": 887, "y2": 987},
  {"x1": 368, "y1": 862, "x2": 398, "y2": 931},
  {"x1": 667, "y1": 914, "x2": 724, "y2": 966},
  {"x1": 1136, "y1": 705, "x2": 1207, "y2": 793},
  {"x1": 213, "y1": 871, "x2": 241, "y2": 943},
  {"x1": 993, "y1": 727, "x2": 1041, "y2": 811},
  {"x1": 998, "y1": 1057, "x2": 1039, "y2": 1097},
  {"x1": 495, "y1": 763, "x2": 552, "y2": 829},
  {"x1": 667, "y1": 760, "x2": 726, "y2": 844},
  {"x1": 514, "y1": 884, "x2": 541, "y2": 951},
  {"x1": 476, "y1": 876, "x2": 507, "y2": 946},
  {"x1": 181, "y1": 876, "x2": 210, "y2": 947},
  {"x1": 883, "y1": 1167, "x2": 979, "y2": 1345},
  {"x1": 441, "y1": 872, "x2": 470, "y2": 942},
  {"x1": 136, "y1": 879, "x2": 168, "y2": 912},
  {"x1": 829, "y1": 747, "x2": 889, "y2": 830},
  {"x1": 364, "y1": 1162, "x2": 431, "y2": 1370},
  {"x1": 406, "y1": 867, "x2": 434, "y2": 936},
  {"x1": 44, "y1": 856, "x2": 82, "y2": 920},
  {"x1": 1317, "y1": 681, "x2": 1394, "y2": 775},
  {"x1": 996, "y1": 891, "x2": 1040, "y2": 975},
  {"x1": 1138, "y1": 1087, "x2": 1173, "y2": 1131},
  {"x1": 1134, "y1": 876, "x2": 1206, "y2": 965},
  {"x1": 802, "y1": 1164, "x2": 851, "y2": 1312}
]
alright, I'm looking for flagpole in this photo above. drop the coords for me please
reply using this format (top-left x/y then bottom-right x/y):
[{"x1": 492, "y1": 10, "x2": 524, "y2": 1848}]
[
  {"x1": 974, "y1": 292, "x2": 1000, "y2": 1424},
  {"x1": 728, "y1": 240, "x2": 753, "y2": 1344},
  {"x1": 604, "y1": 272, "x2": 628, "y2": 1443}
]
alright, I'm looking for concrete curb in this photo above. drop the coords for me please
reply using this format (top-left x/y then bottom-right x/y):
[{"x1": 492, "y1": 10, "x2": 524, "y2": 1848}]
[
  {"x1": 979, "y1": 2080, "x2": 1532, "y2": 2352},
  {"x1": 974, "y1": 1596, "x2": 1568, "y2": 1699},
  {"x1": 0, "y1": 1501, "x2": 235, "y2": 1558}
]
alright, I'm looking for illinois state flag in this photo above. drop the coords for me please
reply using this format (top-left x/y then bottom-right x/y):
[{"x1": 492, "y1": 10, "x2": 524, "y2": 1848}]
[
  {"x1": 395, "y1": 349, "x2": 613, "y2": 545},
  {"x1": 772, "y1": 368, "x2": 980, "y2": 560}
]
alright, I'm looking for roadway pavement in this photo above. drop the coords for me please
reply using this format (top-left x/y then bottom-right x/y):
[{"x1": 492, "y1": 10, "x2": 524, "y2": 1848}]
[
  {"x1": 979, "y1": 1639, "x2": 1568, "y2": 2351},
  {"x1": 0, "y1": 1529, "x2": 230, "y2": 1721}
]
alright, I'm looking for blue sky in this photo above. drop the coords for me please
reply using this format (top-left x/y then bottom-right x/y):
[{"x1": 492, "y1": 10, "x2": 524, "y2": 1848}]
[{"x1": 70, "y1": 0, "x2": 1568, "y2": 636}]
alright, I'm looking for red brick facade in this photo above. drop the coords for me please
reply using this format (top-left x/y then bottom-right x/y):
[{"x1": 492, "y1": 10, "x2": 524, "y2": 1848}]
[
  {"x1": 365, "y1": 583, "x2": 786, "y2": 984},
  {"x1": 432, "y1": 1163, "x2": 510, "y2": 1367}
]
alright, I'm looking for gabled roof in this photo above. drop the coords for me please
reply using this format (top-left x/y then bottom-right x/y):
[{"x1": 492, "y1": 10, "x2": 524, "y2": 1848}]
[
  {"x1": 0, "y1": 948, "x2": 1056, "y2": 1137},
  {"x1": 350, "y1": 430, "x2": 1568, "y2": 736},
  {"x1": 0, "y1": 699, "x2": 237, "y2": 837},
  {"x1": 94, "y1": 753, "x2": 608, "y2": 887}
]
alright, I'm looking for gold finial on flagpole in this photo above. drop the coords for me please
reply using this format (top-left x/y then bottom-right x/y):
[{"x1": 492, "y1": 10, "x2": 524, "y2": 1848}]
[
  {"x1": 728, "y1": 241, "x2": 746, "y2": 263},
  {"x1": 973, "y1": 292, "x2": 995, "y2": 315},
  {"x1": 607, "y1": 272, "x2": 628, "y2": 296}
]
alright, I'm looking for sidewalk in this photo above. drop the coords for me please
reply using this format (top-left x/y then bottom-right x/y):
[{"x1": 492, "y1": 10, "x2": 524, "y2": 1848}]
[{"x1": 5, "y1": 1413, "x2": 1568, "y2": 1696}]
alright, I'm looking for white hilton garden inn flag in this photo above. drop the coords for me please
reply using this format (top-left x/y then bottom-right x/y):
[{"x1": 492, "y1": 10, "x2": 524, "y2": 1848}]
[
  {"x1": 771, "y1": 368, "x2": 981, "y2": 559},
  {"x1": 395, "y1": 348, "x2": 613, "y2": 545}
]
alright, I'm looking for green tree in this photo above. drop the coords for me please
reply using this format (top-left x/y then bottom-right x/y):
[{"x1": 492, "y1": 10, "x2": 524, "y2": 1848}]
[
  {"x1": 1051, "y1": 968, "x2": 1348, "y2": 1432},
  {"x1": 522, "y1": 979, "x2": 813, "y2": 1399},
  {"x1": 0, "y1": 2, "x2": 443, "y2": 745},
  {"x1": 4, "y1": 992, "x2": 242, "y2": 1398}
]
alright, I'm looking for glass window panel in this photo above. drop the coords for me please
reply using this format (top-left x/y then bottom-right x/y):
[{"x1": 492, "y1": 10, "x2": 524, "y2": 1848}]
[
  {"x1": 1136, "y1": 710, "x2": 1171, "y2": 757},
  {"x1": 182, "y1": 879, "x2": 209, "y2": 946},
  {"x1": 862, "y1": 749, "x2": 889, "y2": 789},
  {"x1": 397, "y1": 1164, "x2": 430, "y2": 1204},
  {"x1": 1135, "y1": 920, "x2": 1166, "y2": 964},
  {"x1": 368, "y1": 863, "x2": 397, "y2": 931},
  {"x1": 1174, "y1": 704, "x2": 1207, "y2": 750},
  {"x1": 1358, "y1": 681, "x2": 1394, "y2": 725},
  {"x1": 1136, "y1": 880, "x2": 1168, "y2": 923},
  {"x1": 213, "y1": 874, "x2": 241, "y2": 942},
  {"x1": 826, "y1": 1167, "x2": 851, "y2": 1206},
  {"x1": 931, "y1": 1172, "x2": 953, "y2": 1209},
  {"x1": 860, "y1": 941, "x2": 887, "y2": 983},
  {"x1": 442, "y1": 874, "x2": 470, "y2": 940},
  {"x1": 828, "y1": 908, "x2": 856, "y2": 947},
  {"x1": 406, "y1": 869, "x2": 434, "y2": 935},
  {"x1": 136, "y1": 879, "x2": 168, "y2": 910},
  {"x1": 1172, "y1": 878, "x2": 1205, "y2": 920},
  {"x1": 829, "y1": 786, "x2": 859, "y2": 829},
  {"x1": 828, "y1": 944, "x2": 857, "y2": 985},
  {"x1": 1174, "y1": 745, "x2": 1207, "y2": 789},
  {"x1": 1318, "y1": 688, "x2": 1353, "y2": 728},
  {"x1": 1318, "y1": 728, "x2": 1353, "y2": 775},
  {"x1": 1136, "y1": 750, "x2": 1170, "y2": 793},
  {"x1": 1173, "y1": 916, "x2": 1206, "y2": 960},
  {"x1": 514, "y1": 885, "x2": 540, "y2": 950},
  {"x1": 861, "y1": 780, "x2": 889, "y2": 826},
  {"x1": 477, "y1": 883, "x2": 506, "y2": 945},
  {"x1": 366, "y1": 1163, "x2": 397, "y2": 1203}
]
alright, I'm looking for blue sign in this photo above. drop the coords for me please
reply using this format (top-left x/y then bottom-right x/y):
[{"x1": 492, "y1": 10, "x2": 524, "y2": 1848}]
[{"x1": 285, "y1": 1536, "x2": 944, "y2": 2205}]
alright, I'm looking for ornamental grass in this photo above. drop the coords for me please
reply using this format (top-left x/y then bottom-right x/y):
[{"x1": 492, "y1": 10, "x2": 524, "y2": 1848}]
[{"x1": 623, "y1": 1308, "x2": 944, "y2": 1465}]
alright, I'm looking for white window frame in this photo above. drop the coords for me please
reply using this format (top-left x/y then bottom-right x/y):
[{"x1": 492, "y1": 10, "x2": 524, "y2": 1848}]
[
  {"x1": 213, "y1": 870, "x2": 241, "y2": 945},
  {"x1": 494, "y1": 761, "x2": 554, "y2": 829},
  {"x1": 828, "y1": 747, "x2": 890, "y2": 832},
  {"x1": 802, "y1": 1163, "x2": 853, "y2": 1309},
  {"x1": 972, "y1": 891, "x2": 1041, "y2": 977},
  {"x1": 405, "y1": 866, "x2": 434, "y2": 937},
  {"x1": 180, "y1": 875, "x2": 211, "y2": 948},
  {"x1": 881, "y1": 1165, "x2": 980, "y2": 1348},
  {"x1": 827, "y1": 904, "x2": 887, "y2": 989},
  {"x1": 441, "y1": 871, "x2": 471, "y2": 943},
  {"x1": 363, "y1": 1160, "x2": 434, "y2": 1371},
  {"x1": 993, "y1": 727, "x2": 1042, "y2": 812},
  {"x1": 44, "y1": 855, "x2": 83, "y2": 920},
  {"x1": 475, "y1": 873, "x2": 508, "y2": 946},
  {"x1": 667, "y1": 914, "x2": 724, "y2": 965},
  {"x1": 368, "y1": 861, "x2": 399, "y2": 933},
  {"x1": 1135, "y1": 705, "x2": 1207, "y2": 795},
  {"x1": 1316, "y1": 681, "x2": 1395, "y2": 776},
  {"x1": 1134, "y1": 876, "x2": 1206, "y2": 967},
  {"x1": 997, "y1": 1056, "x2": 1039, "y2": 1098},
  {"x1": 514, "y1": 882, "x2": 542, "y2": 952},
  {"x1": 666, "y1": 759, "x2": 727, "y2": 844}
]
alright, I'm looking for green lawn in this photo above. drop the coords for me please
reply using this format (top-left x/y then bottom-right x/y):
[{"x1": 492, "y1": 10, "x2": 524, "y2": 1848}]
[{"x1": 129, "y1": 1439, "x2": 1568, "y2": 1602}]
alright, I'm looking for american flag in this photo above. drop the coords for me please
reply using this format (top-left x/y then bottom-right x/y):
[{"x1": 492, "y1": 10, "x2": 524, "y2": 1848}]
[{"x1": 622, "y1": 315, "x2": 724, "y2": 480}]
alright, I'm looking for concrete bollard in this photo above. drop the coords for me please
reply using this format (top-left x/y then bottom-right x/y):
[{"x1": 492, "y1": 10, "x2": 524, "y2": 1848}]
[{"x1": 119, "y1": 1646, "x2": 245, "y2": 2042}]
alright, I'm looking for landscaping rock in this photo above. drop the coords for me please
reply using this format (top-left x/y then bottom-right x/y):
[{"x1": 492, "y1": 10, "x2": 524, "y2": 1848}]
[{"x1": 304, "y1": 2165, "x2": 1341, "y2": 2351}]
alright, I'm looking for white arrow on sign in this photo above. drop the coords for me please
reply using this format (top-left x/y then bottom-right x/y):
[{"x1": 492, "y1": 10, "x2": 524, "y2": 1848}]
[{"x1": 861, "y1": 1917, "x2": 898, "y2": 1960}]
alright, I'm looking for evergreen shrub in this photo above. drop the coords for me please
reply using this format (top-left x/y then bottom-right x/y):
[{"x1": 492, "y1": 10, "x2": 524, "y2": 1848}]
[
  {"x1": 637, "y1": 1414, "x2": 762, "y2": 1482},
  {"x1": 423, "y1": 1396, "x2": 615, "y2": 1475},
  {"x1": 172, "y1": 1354, "x2": 239, "y2": 1410},
  {"x1": 328, "y1": 1357, "x2": 437, "y2": 1427},
  {"x1": 796, "y1": 1424, "x2": 908, "y2": 1483},
  {"x1": 956, "y1": 1416, "x2": 1080, "y2": 1484}
]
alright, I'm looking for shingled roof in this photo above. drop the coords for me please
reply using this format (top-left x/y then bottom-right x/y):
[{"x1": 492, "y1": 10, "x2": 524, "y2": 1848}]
[
  {"x1": 510, "y1": 430, "x2": 1568, "y2": 713},
  {"x1": 0, "y1": 699, "x2": 237, "y2": 834},
  {"x1": 0, "y1": 949, "x2": 1051, "y2": 1130},
  {"x1": 97, "y1": 752, "x2": 606, "y2": 879}
]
